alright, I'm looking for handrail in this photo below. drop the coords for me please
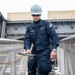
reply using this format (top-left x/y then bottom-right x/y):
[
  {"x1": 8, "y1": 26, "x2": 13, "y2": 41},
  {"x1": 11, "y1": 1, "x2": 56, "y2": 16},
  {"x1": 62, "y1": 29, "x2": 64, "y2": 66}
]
[
  {"x1": 0, "y1": 38, "x2": 25, "y2": 75},
  {"x1": 60, "y1": 34, "x2": 75, "y2": 42},
  {"x1": 0, "y1": 38, "x2": 24, "y2": 53},
  {"x1": 0, "y1": 38, "x2": 23, "y2": 44}
]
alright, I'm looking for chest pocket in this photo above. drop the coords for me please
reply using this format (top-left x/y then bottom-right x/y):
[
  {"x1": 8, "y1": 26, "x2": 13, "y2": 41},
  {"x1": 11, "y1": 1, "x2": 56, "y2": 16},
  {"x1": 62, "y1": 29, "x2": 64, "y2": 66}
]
[
  {"x1": 39, "y1": 26, "x2": 46, "y2": 33},
  {"x1": 30, "y1": 30, "x2": 35, "y2": 40}
]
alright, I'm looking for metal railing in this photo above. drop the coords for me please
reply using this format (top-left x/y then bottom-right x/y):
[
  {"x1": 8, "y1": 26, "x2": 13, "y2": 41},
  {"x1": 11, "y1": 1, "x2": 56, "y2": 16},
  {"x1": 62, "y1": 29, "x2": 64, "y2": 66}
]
[
  {"x1": 0, "y1": 38, "x2": 27, "y2": 75},
  {"x1": 58, "y1": 35, "x2": 75, "y2": 75},
  {"x1": 1, "y1": 34, "x2": 75, "y2": 75}
]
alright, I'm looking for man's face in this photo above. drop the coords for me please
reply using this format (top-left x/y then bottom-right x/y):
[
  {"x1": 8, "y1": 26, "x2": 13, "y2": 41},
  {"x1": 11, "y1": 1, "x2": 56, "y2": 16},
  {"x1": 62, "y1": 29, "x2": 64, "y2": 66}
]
[{"x1": 32, "y1": 14, "x2": 41, "y2": 21}]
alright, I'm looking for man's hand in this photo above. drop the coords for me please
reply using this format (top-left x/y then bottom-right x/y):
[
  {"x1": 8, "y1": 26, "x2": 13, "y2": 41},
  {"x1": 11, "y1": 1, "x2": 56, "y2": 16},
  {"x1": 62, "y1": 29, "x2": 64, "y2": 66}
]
[
  {"x1": 50, "y1": 50, "x2": 57, "y2": 60},
  {"x1": 26, "y1": 49, "x2": 31, "y2": 54}
]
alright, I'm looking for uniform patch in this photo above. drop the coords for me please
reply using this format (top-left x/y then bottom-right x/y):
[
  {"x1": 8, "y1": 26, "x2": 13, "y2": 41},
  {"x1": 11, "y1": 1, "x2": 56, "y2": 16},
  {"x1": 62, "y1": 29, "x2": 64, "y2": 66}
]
[
  {"x1": 30, "y1": 30, "x2": 35, "y2": 32},
  {"x1": 49, "y1": 23, "x2": 52, "y2": 28},
  {"x1": 40, "y1": 27, "x2": 45, "y2": 30}
]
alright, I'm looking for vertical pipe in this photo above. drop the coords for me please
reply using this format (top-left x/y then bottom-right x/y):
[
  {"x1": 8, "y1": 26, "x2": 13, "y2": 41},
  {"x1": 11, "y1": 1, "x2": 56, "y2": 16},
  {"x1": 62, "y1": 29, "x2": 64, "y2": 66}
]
[
  {"x1": 1, "y1": 53, "x2": 10, "y2": 75},
  {"x1": 10, "y1": 51, "x2": 16, "y2": 75},
  {"x1": 1, "y1": 21, "x2": 6, "y2": 38},
  {"x1": 67, "y1": 51, "x2": 73, "y2": 75},
  {"x1": 18, "y1": 57, "x2": 24, "y2": 75}
]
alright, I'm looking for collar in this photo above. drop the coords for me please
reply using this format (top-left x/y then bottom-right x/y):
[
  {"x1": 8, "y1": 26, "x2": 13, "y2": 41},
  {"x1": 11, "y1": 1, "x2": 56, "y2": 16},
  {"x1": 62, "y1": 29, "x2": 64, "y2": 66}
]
[{"x1": 32, "y1": 19, "x2": 43, "y2": 27}]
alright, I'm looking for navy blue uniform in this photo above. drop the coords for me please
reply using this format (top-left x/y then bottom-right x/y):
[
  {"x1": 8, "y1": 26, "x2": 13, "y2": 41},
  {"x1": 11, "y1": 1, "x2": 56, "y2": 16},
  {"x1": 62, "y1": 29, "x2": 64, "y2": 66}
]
[{"x1": 24, "y1": 19, "x2": 59, "y2": 75}]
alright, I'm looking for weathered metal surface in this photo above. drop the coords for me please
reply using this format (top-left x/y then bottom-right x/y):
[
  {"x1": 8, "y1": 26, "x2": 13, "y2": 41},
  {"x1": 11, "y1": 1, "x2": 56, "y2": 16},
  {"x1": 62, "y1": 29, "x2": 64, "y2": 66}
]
[{"x1": 58, "y1": 35, "x2": 75, "y2": 75}]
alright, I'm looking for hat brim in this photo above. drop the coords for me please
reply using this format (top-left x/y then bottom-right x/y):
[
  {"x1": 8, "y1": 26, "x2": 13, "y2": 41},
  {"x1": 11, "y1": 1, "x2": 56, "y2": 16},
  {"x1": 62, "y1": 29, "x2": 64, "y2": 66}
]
[{"x1": 31, "y1": 12, "x2": 42, "y2": 15}]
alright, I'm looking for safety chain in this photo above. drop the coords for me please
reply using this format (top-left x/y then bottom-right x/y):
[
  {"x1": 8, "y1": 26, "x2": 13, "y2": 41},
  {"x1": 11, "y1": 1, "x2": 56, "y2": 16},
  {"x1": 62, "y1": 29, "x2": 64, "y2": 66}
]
[
  {"x1": 0, "y1": 53, "x2": 35, "y2": 65},
  {"x1": 0, "y1": 55, "x2": 23, "y2": 65}
]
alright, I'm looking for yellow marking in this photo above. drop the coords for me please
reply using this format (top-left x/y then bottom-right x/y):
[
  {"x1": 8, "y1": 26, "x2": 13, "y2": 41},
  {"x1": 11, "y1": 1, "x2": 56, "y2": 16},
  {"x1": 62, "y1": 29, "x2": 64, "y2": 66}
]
[{"x1": 26, "y1": 57, "x2": 28, "y2": 60}]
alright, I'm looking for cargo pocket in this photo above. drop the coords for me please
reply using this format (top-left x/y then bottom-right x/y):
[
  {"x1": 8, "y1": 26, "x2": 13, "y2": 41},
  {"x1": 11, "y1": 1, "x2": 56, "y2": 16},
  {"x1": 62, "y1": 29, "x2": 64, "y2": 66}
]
[
  {"x1": 28, "y1": 56, "x2": 36, "y2": 72},
  {"x1": 40, "y1": 56, "x2": 52, "y2": 73}
]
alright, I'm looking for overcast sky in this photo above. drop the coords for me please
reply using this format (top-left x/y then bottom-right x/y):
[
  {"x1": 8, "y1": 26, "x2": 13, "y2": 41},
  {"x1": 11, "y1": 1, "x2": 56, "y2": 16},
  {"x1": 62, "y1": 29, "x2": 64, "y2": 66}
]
[{"x1": 0, "y1": 0, "x2": 75, "y2": 19}]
